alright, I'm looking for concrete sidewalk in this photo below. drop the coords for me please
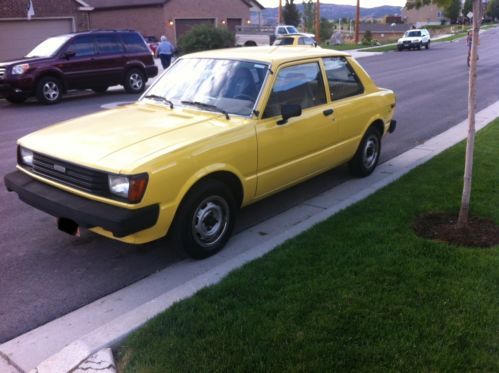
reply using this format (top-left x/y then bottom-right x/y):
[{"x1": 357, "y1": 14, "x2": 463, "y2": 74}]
[{"x1": 1, "y1": 98, "x2": 498, "y2": 372}]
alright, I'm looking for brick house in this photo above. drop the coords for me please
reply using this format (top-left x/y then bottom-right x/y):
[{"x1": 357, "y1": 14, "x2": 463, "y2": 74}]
[
  {"x1": 0, "y1": 0, "x2": 263, "y2": 60},
  {"x1": 402, "y1": 1, "x2": 447, "y2": 26}
]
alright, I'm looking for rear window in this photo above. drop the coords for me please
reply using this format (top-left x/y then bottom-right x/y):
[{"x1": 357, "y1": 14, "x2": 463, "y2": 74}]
[
  {"x1": 121, "y1": 33, "x2": 148, "y2": 53},
  {"x1": 275, "y1": 38, "x2": 294, "y2": 46}
]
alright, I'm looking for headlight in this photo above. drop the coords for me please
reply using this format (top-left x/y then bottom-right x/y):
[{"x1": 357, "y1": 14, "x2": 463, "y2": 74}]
[
  {"x1": 108, "y1": 173, "x2": 148, "y2": 203},
  {"x1": 19, "y1": 146, "x2": 34, "y2": 167},
  {"x1": 397, "y1": 39, "x2": 402, "y2": 44},
  {"x1": 12, "y1": 64, "x2": 30, "y2": 75}
]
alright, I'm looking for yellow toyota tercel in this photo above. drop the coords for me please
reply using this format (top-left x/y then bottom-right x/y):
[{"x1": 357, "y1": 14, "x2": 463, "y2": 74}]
[{"x1": 5, "y1": 47, "x2": 396, "y2": 259}]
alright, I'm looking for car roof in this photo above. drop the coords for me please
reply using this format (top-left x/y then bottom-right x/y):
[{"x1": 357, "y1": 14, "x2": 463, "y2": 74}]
[{"x1": 184, "y1": 46, "x2": 349, "y2": 64}]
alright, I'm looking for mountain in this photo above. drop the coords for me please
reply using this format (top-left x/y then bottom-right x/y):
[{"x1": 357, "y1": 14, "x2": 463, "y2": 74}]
[{"x1": 261, "y1": 4, "x2": 402, "y2": 23}]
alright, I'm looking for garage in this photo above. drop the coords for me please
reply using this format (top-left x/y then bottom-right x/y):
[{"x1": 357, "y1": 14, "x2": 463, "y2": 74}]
[
  {"x1": 175, "y1": 18, "x2": 215, "y2": 41},
  {"x1": 0, "y1": 18, "x2": 73, "y2": 61}
]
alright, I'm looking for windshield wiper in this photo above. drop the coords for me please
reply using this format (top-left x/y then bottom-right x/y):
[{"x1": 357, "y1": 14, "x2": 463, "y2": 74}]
[
  {"x1": 181, "y1": 100, "x2": 230, "y2": 120},
  {"x1": 144, "y1": 94, "x2": 174, "y2": 109}
]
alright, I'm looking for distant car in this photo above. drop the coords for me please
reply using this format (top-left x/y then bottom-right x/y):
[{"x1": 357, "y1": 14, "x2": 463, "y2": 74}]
[
  {"x1": 5, "y1": 47, "x2": 396, "y2": 259},
  {"x1": 397, "y1": 29, "x2": 431, "y2": 51},
  {"x1": 0, "y1": 30, "x2": 158, "y2": 104},
  {"x1": 144, "y1": 35, "x2": 159, "y2": 55},
  {"x1": 273, "y1": 34, "x2": 317, "y2": 47}
]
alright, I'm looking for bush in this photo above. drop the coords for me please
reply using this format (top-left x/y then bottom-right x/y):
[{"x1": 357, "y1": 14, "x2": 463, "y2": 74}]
[
  {"x1": 362, "y1": 30, "x2": 373, "y2": 45},
  {"x1": 177, "y1": 24, "x2": 234, "y2": 55}
]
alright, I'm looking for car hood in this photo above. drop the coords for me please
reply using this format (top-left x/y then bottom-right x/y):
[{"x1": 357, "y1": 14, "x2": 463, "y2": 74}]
[
  {"x1": 0, "y1": 56, "x2": 52, "y2": 67},
  {"x1": 19, "y1": 102, "x2": 246, "y2": 173}
]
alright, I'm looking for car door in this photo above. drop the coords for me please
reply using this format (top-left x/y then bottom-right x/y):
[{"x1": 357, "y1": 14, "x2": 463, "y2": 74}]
[
  {"x1": 255, "y1": 60, "x2": 338, "y2": 197},
  {"x1": 93, "y1": 33, "x2": 125, "y2": 85},
  {"x1": 58, "y1": 34, "x2": 97, "y2": 89},
  {"x1": 322, "y1": 56, "x2": 371, "y2": 161}
]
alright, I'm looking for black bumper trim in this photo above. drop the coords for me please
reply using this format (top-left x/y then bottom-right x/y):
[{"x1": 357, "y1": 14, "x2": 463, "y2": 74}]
[
  {"x1": 4, "y1": 170, "x2": 159, "y2": 238},
  {"x1": 389, "y1": 119, "x2": 397, "y2": 133}
]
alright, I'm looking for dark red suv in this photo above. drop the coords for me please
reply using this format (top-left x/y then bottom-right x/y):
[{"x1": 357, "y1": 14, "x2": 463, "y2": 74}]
[{"x1": 0, "y1": 30, "x2": 158, "y2": 104}]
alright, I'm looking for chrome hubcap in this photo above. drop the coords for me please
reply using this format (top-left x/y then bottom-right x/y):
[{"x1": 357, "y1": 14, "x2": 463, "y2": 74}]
[
  {"x1": 362, "y1": 136, "x2": 379, "y2": 170},
  {"x1": 129, "y1": 73, "x2": 143, "y2": 90},
  {"x1": 192, "y1": 196, "x2": 229, "y2": 248},
  {"x1": 43, "y1": 82, "x2": 59, "y2": 101}
]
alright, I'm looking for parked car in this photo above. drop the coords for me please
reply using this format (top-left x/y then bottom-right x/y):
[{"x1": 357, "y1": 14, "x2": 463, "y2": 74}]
[
  {"x1": 144, "y1": 35, "x2": 159, "y2": 55},
  {"x1": 236, "y1": 24, "x2": 315, "y2": 46},
  {"x1": 0, "y1": 30, "x2": 158, "y2": 104},
  {"x1": 273, "y1": 34, "x2": 317, "y2": 47},
  {"x1": 397, "y1": 29, "x2": 431, "y2": 51},
  {"x1": 4, "y1": 47, "x2": 396, "y2": 259}
]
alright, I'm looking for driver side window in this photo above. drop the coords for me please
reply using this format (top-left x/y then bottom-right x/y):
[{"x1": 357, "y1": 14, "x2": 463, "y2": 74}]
[{"x1": 263, "y1": 62, "x2": 326, "y2": 118}]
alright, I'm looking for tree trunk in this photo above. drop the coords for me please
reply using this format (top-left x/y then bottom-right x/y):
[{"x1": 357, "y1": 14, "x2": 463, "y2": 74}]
[{"x1": 457, "y1": 0, "x2": 481, "y2": 227}]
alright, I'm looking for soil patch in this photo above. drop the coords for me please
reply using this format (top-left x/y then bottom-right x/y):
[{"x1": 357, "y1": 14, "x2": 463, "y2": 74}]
[{"x1": 413, "y1": 213, "x2": 499, "y2": 248}]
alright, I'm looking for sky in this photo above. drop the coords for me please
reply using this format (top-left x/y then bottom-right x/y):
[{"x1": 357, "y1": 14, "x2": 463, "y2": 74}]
[{"x1": 257, "y1": 0, "x2": 406, "y2": 8}]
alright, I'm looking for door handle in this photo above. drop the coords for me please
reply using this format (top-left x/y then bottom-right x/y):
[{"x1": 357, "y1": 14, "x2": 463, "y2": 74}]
[{"x1": 323, "y1": 108, "x2": 334, "y2": 116}]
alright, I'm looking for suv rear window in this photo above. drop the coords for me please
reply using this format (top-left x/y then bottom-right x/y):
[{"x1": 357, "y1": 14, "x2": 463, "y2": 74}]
[{"x1": 121, "y1": 33, "x2": 148, "y2": 53}]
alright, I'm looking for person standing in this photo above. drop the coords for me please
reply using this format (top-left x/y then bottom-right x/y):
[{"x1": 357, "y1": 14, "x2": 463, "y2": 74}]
[{"x1": 156, "y1": 35, "x2": 175, "y2": 69}]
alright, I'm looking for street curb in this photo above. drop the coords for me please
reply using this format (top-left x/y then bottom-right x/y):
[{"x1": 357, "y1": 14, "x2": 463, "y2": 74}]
[{"x1": 6, "y1": 100, "x2": 499, "y2": 373}]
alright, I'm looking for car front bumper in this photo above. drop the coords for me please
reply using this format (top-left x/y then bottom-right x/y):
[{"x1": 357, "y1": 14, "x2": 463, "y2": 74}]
[{"x1": 4, "y1": 170, "x2": 159, "y2": 238}]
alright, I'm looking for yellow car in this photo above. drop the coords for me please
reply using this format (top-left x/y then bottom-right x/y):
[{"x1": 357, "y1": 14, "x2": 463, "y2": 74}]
[
  {"x1": 273, "y1": 34, "x2": 317, "y2": 47},
  {"x1": 4, "y1": 47, "x2": 396, "y2": 259}
]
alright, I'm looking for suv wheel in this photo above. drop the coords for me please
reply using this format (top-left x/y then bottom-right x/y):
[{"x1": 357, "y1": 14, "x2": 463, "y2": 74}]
[
  {"x1": 348, "y1": 126, "x2": 381, "y2": 177},
  {"x1": 425, "y1": 41, "x2": 430, "y2": 49},
  {"x1": 173, "y1": 179, "x2": 236, "y2": 259},
  {"x1": 417, "y1": 43, "x2": 422, "y2": 50},
  {"x1": 124, "y1": 69, "x2": 146, "y2": 94},
  {"x1": 36, "y1": 76, "x2": 62, "y2": 105}
]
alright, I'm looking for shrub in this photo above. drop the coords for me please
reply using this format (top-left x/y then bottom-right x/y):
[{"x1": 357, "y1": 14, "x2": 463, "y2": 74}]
[
  {"x1": 177, "y1": 24, "x2": 234, "y2": 55},
  {"x1": 362, "y1": 30, "x2": 373, "y2": 45}
]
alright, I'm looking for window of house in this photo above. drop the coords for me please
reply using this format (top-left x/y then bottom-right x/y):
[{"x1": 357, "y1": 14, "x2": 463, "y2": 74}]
[
  {"x1": 263, "y1": 62, "x2": 326, "y2": 118},
  {"x1": 323, "y1": 57, "x2": 364, "y2": 101}
]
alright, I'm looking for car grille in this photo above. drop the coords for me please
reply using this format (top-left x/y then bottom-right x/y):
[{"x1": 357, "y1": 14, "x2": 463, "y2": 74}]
[
  {"x1": 0, "y1": 68, "x2": 5, "y2": 80},
  {"x1": 30, "y1": 152, "x2": 110, "y2": 196}
]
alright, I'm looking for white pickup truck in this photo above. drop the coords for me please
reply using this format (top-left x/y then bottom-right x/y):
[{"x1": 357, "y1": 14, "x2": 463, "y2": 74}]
[{"x1": 235, "y1": 25, "x2": 315, "y2": 47}]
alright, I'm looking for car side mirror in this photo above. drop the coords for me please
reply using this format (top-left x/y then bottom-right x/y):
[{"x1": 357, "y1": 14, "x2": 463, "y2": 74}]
[
  {"x1": 64, "y1": 50, "x2": 76, "y2": 59},
  {"x1": 277, "y1": 104, "x2": 302, "y2": 125}
]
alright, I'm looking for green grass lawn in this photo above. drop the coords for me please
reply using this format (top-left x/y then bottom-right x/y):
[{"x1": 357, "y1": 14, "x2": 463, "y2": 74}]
[{"x1": 118, "y1": 120, "x2": 499, "y2": 372}]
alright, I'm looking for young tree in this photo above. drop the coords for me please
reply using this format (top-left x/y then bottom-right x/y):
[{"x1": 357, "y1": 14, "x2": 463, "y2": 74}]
[
  {"x1": 302, "y1": 0, "x2": 315, "y2": 33},
  {"x1": 283, "y1": 0, "x2": 301, "y2": 26},
  {"x1": 319, "y1": 18, "x2": 334, "y2": 41},
  {"x1": 487, "y1": 0, "x2": 499, "y2": 19},
  {"x1": 444, "y1": 0, "x2": 461, "y2": 23},
  {"x1": 410, "y1": 0, "x2": 481, "y2": 227}
]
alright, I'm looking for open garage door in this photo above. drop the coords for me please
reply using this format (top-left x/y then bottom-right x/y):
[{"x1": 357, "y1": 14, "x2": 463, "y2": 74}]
[
  {"x1": 0, "y1": 18, "x2": 73, "y2": 61},
  {"x1": 175, "y1": 18, "x2": 215, "y2": 42}
]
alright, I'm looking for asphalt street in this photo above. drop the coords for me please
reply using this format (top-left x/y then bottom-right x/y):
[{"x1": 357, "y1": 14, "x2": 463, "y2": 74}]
[{"x1": 1, "y1": 28, "x2": 498, "y2": 343}]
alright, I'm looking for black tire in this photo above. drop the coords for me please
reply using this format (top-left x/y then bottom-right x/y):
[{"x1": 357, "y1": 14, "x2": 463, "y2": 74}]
[
  {"x1": 425, "y1": 41, "x2": 430, "y2": 49},
  {"x1": 5, "y1": 93, "x2": 27, "y2": 103},
  {"x1": 348, "y1": 126, "x2": 382, "y2": 177},
  {"x1": 92, "y1": 86, "x2": 109, "y2": 93},
  {"x1": 397, "y1": 46, "x2": 403, "y2": 51},
  {"x1": 123, "y1": 69, "x2": 146, "y2": 94},
  {"x1": 36, "y1": 76, "x2": 62, "y2": 105},
  {"x1": 173, "y1": 179, "x2": 237, "y2": 259},
  {"x1": 417, "y1": 43, "x2": 421, "y2": 50}
]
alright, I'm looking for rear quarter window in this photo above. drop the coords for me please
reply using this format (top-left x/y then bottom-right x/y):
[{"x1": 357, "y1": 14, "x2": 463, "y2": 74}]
[{"x1": 121, "y1": 33, "x2": 148, "y2": 53}]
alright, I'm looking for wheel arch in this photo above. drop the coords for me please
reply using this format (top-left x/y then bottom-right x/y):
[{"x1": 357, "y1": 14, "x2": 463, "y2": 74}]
[{"x1": 35, "y1": 70, "x2": 67, "y2": 93}]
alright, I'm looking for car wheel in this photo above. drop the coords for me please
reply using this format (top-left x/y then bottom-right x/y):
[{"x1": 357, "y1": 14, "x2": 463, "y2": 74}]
[
  {"x1": 417, "y1": 43, "x2": 421, "y2": 50},
  {"x1": 5, "y1": 93, "x2": 27, "y2": 103},
  {"x1": 92, "y1": 86, "x2": 109, "y2": 93},
  {"x1": 425, "y1": 41, "x2": 430, "y2": 49},
  {"x1": 348, "y1": 126, "x2": 381, "y2": 177},
  {"x1": 36, "y1": 76, "x2": 62, "y2": 105},
  {"x1": 124, "y1": 69, "x2": 146, "y2": 94},
  {"x1": 173, "y1": 179, "x2": 236, "y2": 259},
  {"x1": 397, "y1": 46, "x2": 403, "y2": 51}
]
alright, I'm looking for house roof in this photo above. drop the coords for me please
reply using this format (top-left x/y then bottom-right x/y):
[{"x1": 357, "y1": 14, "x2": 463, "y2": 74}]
[{"x1": 84, "y1": 0, "x2": 260, "y2": 10}]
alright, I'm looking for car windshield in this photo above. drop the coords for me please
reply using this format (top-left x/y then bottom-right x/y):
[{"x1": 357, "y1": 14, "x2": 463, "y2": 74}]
[
  {"x1": 143, "y1": 58, "x2": 269, "y2": 117},
  {"x1": 25, "y1": 35, "x2": 72, "y2": 58},
  {"x1": 286, "y1": 26, "x2": 299, "y2": 34},
  {"x1": 406, "y1": 31, "x2": 422, "y2": 37}
]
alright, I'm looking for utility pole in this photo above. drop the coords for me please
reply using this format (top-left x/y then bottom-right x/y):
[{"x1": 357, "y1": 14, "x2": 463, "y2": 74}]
[
  {"x1": 278, "y1": 0, "x2": 283, "y2": 24},
  {"x1": 355, "y1": 0, "x2": 360, "y2": 44},
  {"x1": 315, "y1": 0, "x2": 321, "y2": 43}
]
